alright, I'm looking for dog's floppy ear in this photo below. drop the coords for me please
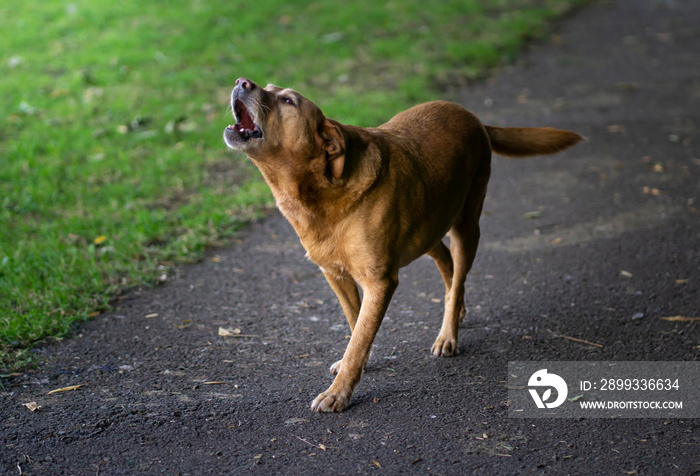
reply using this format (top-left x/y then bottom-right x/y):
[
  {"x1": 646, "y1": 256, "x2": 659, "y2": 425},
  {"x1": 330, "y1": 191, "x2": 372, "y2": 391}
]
[{"x1": 316, "y1": 119, "x2": 345, "y2": 180}]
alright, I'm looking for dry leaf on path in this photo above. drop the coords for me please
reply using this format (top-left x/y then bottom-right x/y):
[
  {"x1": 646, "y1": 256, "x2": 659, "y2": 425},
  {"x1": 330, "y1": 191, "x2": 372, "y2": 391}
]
[
  {"x1": 218, "y1": 327, "x2": 257, "y2": 337},
  {"x1": 607, "y1": 124, "x2": 626, "y2": 133},
  {"x1": 218, "y1": 327, "x2": 241, "y2": 336},
  {"x1": 660, "y1": 316, "x2": 700, "y2": 322},
  {"x1": 23, "y1": 402, "x2": 41, "y2": 411}
]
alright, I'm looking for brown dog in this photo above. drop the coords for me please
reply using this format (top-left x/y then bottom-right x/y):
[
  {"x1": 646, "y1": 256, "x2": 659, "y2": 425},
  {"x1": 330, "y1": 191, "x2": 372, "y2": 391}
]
[{"x1": 223, "y1": 78, "x2": 582, "y2": 412}]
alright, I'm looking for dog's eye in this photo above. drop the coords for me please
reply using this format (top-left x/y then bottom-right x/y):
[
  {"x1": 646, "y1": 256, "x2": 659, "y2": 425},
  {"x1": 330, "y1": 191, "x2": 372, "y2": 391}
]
[{"x1": 280, "y1": 96, "x2": 295, "y2": 106}]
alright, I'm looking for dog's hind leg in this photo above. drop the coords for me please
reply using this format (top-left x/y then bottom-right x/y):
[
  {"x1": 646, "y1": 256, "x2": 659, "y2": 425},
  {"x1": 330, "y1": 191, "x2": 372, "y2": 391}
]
[
  {"x1": 323, "y1": 270, "x2": 361, "y2": 375},
  {"x1": 426, "y1": 242, "x2": 466, "y2": 322},
  {"x1": 431, "y1": 160, "x2": 490, "y2": 357},
  {"x1": 430, "y1": 229, "x2": 471, "y2": 357}
]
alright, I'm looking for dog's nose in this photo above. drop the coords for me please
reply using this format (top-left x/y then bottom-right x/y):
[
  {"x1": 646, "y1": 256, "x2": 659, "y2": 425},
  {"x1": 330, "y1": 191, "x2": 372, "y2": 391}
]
[{"x1": 235, "y1": 78, "x2": 255, "y2": 90}]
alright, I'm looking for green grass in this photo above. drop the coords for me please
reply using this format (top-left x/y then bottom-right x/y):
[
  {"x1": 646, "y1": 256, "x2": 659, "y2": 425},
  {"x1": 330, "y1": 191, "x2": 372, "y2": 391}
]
[{"x1": 0, "y1": 0, "x2": 587, "y2": 370}]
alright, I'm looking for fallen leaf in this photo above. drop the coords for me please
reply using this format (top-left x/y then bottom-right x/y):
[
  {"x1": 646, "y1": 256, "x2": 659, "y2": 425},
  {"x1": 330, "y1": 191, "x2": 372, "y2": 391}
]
[
  {"x1": 620, "y1": 270, "x2": 633, "y2": 278},
  {"x1": 660, "y1": 316, "x2": 700, "y2": 322},
  {"x1": 93, "y1": 235, "x2": 107, "y2": 245},
  {"x1": 47, "y1": 384, "x2": 86, "y2": 395},
  {"x1": 642, "y1": 186, "x2": 662, "y2": 195},
  {"x1": 145, "y1": 313, "x2": 159, "y2": 318},
  {"x1": 219, "y1": 327, "x2": 241, "y2": 336},
  {"x1": 23, "y1": 402, "x2": 41, "y2": 411},
  {"x1": 202, "y1": 381, "x2": 227, "y2": 385},
  {"x1": 372, "y1": 460, "x2": 382, "y2": 468},
  {"x1": 675, "y1": 279, "x2": 688, "y2": 285}
]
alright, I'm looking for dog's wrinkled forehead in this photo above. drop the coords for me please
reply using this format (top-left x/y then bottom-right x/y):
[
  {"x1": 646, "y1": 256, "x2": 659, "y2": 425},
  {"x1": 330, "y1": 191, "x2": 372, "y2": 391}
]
[{"x1": 265, "y1": 84, "x2": 302, "y2": 102}]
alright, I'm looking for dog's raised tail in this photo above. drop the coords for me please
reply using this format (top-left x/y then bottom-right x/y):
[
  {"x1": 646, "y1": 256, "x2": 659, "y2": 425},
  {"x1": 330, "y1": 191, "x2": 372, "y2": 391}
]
[{"x1": 485, "y1": 125, "x2": 583, "y2": 158}]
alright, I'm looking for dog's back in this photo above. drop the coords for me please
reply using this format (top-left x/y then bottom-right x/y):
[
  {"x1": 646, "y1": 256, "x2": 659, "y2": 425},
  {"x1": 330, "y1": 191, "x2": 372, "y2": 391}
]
[{"x1": 380, "y1": 100, "x2": 582, "y2": 160}]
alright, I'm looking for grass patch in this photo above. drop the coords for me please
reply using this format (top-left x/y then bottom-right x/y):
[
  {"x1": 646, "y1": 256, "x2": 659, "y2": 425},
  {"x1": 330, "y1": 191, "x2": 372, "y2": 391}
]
[{"x1": 0, "y1": 0, "x2": 587, "y2": 370}]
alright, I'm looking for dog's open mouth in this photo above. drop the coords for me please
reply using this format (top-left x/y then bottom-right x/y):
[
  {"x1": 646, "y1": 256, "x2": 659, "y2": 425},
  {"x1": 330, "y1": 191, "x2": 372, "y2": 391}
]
[{"x1": 227, "y1": 99, "x2": 262, "y2": 141}]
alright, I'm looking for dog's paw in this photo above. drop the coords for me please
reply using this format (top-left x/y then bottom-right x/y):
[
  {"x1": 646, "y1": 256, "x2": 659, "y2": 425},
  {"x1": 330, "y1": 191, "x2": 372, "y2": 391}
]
[
  {"x1": 310, "y1": 391, "x2": 350, "y2": 412},
  {"x1": 330, "y1": 359, "x2": 342, "y2": 375},
  {"x1": 431, "y1": 336, "x2": 459, "y2": 357}
]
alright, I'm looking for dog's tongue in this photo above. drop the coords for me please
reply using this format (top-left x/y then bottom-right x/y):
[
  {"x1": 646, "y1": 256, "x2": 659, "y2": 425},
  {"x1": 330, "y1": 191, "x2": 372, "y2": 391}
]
[{"x1": 236, "y1": 100, "x2": 255, "y2": 130}]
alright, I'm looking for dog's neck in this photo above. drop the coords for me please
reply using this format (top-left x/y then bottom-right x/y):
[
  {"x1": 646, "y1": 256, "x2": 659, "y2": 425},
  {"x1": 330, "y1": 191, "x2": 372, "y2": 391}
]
[{"x1": 252, "y1": 124, "x2": 383, "y2": 236}]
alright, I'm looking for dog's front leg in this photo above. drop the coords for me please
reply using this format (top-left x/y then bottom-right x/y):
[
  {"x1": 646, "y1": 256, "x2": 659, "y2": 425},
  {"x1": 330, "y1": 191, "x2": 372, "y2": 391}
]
[
  {"x1": 311, "y1": 275, "x2": 397, "y2": 412},
  {"x1": 322, "y1": 271, "x2": 361, "y2": 375}
]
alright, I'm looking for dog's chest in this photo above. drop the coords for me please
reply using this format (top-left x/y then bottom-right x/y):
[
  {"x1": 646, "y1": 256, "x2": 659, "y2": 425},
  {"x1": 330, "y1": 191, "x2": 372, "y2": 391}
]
[{"x1": 280, "y1": 210, "x2": 347, "y2": 274}]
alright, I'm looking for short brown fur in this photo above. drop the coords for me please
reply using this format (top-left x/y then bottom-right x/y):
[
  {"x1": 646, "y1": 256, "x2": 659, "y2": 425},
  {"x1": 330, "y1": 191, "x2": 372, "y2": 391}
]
[{"x1": 224, "y1": 78, "x2": 582, "y2": 412}]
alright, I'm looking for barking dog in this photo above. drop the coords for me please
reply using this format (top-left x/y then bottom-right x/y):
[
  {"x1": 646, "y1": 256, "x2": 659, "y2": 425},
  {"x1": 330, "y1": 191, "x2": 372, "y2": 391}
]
[{"x1": 223, "y1": 78, "x2": 582, "y2": 412}]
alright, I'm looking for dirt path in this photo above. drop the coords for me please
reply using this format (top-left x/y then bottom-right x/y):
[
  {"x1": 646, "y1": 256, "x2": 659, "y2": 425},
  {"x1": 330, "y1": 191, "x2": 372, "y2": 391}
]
[{"x1": 2, "y1": 0, "x2": 698, "y2": 474}]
